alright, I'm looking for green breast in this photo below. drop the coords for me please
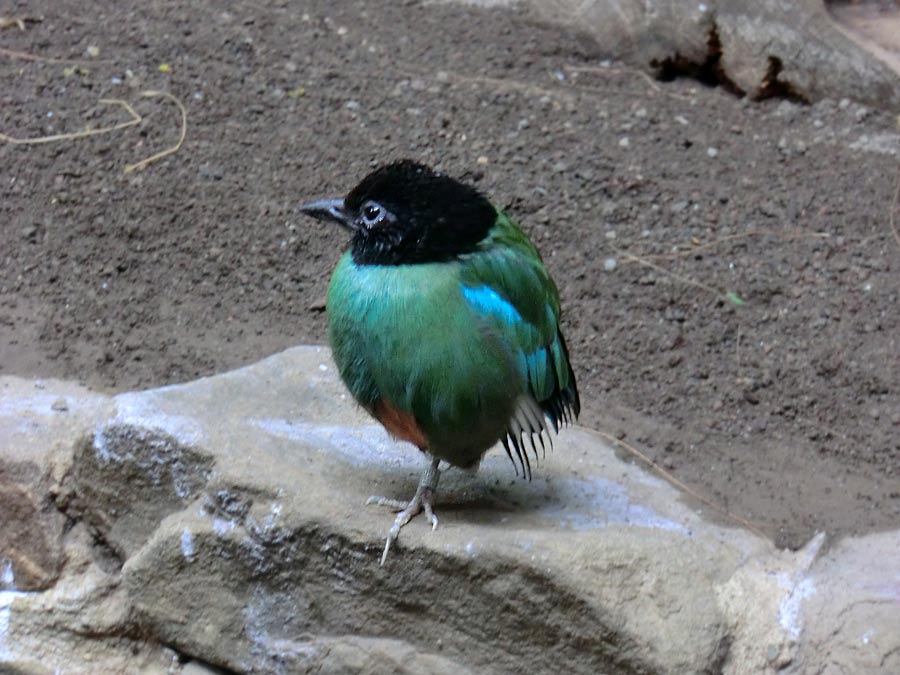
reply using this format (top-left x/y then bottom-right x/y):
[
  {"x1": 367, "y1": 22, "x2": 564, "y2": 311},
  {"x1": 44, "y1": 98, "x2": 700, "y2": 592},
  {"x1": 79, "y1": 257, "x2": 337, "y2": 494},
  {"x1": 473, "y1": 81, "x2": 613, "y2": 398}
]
[{"x1": 326, "y1": 252, "x2": 521, "y2": 464}]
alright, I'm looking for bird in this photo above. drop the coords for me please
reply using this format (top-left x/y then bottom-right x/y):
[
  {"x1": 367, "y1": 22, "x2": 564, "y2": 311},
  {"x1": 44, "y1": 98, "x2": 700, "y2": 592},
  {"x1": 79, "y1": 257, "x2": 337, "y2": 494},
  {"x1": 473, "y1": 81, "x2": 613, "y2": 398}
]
[{"x1": 299, "y1": 160, "x2": 579, "y2": 564}]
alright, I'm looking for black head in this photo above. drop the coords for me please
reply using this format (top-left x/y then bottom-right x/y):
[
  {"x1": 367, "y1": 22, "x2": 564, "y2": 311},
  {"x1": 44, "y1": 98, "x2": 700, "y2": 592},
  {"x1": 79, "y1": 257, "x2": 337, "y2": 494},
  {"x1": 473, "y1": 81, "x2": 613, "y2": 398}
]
[{"x1": 299, "y1": 160, "x2": 497, "y2": 265}]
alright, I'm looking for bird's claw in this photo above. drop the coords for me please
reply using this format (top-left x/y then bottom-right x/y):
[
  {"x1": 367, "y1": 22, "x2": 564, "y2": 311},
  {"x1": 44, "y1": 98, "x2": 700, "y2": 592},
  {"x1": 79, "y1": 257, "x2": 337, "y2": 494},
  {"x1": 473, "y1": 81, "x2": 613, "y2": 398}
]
[
  {"x1": 365, "y1": 495, "x2": 408, "y2": 510},
  {"x1": 376, "y1": 486, "x2": 438, "y2": 565},
  {"x1": 422, "y1": 497, "x2": 438, "y2": 531},
  {"x1": 370, "y1": 458, "x2": 441, "y2": 565}
]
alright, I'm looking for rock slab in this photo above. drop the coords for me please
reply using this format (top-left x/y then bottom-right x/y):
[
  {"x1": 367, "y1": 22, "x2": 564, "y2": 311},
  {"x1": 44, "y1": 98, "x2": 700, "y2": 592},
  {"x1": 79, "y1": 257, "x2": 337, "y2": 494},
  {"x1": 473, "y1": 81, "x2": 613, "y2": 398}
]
[{"x1": 1, "y1": 346, "x2": 898, "y2": 674}]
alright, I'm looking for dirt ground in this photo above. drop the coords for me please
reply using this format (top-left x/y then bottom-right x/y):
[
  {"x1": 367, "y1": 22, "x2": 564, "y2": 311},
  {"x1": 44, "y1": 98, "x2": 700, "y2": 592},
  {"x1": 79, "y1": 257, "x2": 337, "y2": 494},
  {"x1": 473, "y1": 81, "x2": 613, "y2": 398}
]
[{"x1": 2, "y1": 0, "x2": 899, "y2": 549}]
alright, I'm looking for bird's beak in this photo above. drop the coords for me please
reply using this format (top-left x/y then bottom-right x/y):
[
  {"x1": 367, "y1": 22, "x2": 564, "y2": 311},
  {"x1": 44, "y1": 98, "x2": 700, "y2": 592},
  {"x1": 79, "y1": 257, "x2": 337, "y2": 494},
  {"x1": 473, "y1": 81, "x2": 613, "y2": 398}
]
[{"x1": 298, "y1": 198, "x2": 354, "y2": 230}]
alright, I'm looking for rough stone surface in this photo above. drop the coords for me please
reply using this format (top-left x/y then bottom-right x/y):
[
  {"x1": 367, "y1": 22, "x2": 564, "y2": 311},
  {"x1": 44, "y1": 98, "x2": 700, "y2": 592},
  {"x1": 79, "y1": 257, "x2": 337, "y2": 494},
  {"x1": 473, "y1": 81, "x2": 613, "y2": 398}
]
[
  {"x1": 2, "y1": 346, "x2": 899, "y2": 674},
  {"x1": 497, "y1": 0, "x2": 900, "y2": 107},
  {"x1": 794, "y1": 530, "x2": 900, "y2": 675},
  {"x1": 0, "y1": 379, "x2": 110, "y2": 591}
]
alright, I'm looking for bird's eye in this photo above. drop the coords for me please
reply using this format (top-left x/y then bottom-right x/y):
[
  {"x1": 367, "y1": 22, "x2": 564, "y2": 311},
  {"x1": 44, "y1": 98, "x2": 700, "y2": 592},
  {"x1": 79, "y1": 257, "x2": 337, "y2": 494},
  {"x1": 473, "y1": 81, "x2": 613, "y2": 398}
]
[{"x1": 360, "y1": 201, "x2": 388, "y2": 227}]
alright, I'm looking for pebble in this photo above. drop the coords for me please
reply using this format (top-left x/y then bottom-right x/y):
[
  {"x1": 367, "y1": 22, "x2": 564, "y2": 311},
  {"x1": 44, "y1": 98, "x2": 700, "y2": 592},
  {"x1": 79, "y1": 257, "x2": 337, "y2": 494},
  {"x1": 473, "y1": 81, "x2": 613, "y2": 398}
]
[
  {"x1": 199, "y1": 164, "x2": 224, "y2": 180},
  {"x1": 774, "y1": 100, "x2": 796, "y2": 118},
  {"x1": 618, "y1": 137, "x2": 630, "y2": 148},
  {"x1": 706, "y1": 147, "x2": 718, "y2": 158},
  {"x1": 51, "y1": 397, "x2": 69, "y2": 412},
  {"x1": 603, "y1": 257, "x2": 618, "y2": 272}
]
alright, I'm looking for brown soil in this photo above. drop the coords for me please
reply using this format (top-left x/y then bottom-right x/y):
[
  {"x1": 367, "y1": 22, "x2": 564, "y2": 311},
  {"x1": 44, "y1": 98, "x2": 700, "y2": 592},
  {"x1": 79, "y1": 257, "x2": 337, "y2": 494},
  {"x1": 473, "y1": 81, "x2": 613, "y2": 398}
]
[{"x1": 2, "y1": 0, "x2": 899, "y2": 549}]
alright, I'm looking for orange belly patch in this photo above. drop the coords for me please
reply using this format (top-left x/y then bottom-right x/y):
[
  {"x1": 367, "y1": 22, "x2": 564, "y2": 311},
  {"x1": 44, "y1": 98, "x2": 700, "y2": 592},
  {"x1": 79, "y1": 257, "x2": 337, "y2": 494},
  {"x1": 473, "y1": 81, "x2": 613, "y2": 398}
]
[{"x1": 374, "y1": 399, "x2": 429, "y2": 450}]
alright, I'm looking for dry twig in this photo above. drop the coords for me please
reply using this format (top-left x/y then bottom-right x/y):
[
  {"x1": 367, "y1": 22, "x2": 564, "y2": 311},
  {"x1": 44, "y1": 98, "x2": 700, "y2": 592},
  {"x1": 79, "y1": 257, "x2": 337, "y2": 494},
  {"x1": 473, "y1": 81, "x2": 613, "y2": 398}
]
[
  {"x1": 588, "y1": 427, "x2": 768, "y2": 539},
  {"x1": 0, "y1": 90, "x2": 188, "y2": 173},
  {"x1": 890, "y1": 171, "x2": 900, "y2": 252},
  {"x1": 0, "y1": 98, "x2": 141, "y2": 144},
  {"x1": 613, "y1": 246, "x2": 729, "y2": 300},
  {"x1": 626, "y1": 229, "x2": 831, "y2": 262},
  {"x1": 124, "y1": 90, "x2": 187, "y2": 173},
  {"x1": 0, "y1": 16, "x2": 26, "y2": 30}
]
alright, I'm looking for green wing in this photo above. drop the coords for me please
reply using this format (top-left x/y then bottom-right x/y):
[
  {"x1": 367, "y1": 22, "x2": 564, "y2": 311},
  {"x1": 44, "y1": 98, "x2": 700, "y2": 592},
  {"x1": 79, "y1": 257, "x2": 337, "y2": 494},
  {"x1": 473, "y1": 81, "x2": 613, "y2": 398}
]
[{"x1": 460, "y1": 213, "x2": 580, "y2": 476}]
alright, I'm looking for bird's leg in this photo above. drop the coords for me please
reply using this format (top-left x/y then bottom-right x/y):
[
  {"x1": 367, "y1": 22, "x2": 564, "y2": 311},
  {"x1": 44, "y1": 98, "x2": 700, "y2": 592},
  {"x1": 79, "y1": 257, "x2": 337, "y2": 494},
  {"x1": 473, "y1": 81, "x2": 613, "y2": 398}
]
[{"x1": 366, "y1": 457, "x2": 441, "y2": 565}]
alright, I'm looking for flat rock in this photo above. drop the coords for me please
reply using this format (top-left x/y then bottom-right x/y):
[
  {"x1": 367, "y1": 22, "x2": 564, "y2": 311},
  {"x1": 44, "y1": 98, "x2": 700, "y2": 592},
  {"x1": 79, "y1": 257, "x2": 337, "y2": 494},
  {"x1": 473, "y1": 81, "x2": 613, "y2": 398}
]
[{"x1": 1, "y1": 346, "x2": 898, "y2": 674}]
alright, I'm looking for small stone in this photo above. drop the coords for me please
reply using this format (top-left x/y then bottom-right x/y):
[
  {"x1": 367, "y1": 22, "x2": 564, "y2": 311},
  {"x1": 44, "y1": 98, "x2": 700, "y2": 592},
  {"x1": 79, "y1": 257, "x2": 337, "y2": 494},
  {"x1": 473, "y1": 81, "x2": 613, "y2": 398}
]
[
  {"x1": 198, "y1": 164, "x2": 224, "y2": 180},
  {"x1": 603, "y1": 257, "x2": 618, "y2": 272},
  {"x1": 706, "y1": 147, "x2": 718, "y2": 158},
  {"x1": 774, "y1": 100, "x2": 796, "y2": 118},
  {"x1": 838, "y1": 98, "x2": 850, "y2": 109},
  {"x1": 618, "y1": 137, "x2": 630, "y2": 148},
  {"x1": 344, "y1": 100, "x2": 360, "y2": 110},
  {"x1": 476, "y1": 156, "x2": 489, "y2": 165},
  {"x1": 51, "y1": 397, "x2": 69, "y2": 412}
]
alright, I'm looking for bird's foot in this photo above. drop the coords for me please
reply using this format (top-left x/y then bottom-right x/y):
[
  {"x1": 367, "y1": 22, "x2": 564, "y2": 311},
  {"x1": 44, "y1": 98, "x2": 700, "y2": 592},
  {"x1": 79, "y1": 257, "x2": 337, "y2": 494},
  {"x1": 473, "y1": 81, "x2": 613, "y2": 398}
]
[
  {"x1": 365, "y1": 495, "x2": 408, "y2": 510},
  {"x1": 367, "y1": 458, "x2": 441, "y2": 565}
]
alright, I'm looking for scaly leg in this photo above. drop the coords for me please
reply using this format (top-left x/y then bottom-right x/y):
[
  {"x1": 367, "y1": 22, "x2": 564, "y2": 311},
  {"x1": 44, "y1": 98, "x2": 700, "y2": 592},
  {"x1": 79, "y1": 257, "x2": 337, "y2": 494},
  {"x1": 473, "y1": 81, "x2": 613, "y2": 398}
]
[{"x1": 366, "y1": 457, "x2": 441, "y2": 565}]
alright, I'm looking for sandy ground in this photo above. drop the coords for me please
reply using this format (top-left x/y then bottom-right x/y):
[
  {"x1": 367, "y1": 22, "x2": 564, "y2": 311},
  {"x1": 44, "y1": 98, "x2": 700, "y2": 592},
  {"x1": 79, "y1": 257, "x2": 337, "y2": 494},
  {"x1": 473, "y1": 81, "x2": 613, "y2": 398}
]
[{"x1": 2, "y1": 0, "x2": 900, "y2": 548}]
